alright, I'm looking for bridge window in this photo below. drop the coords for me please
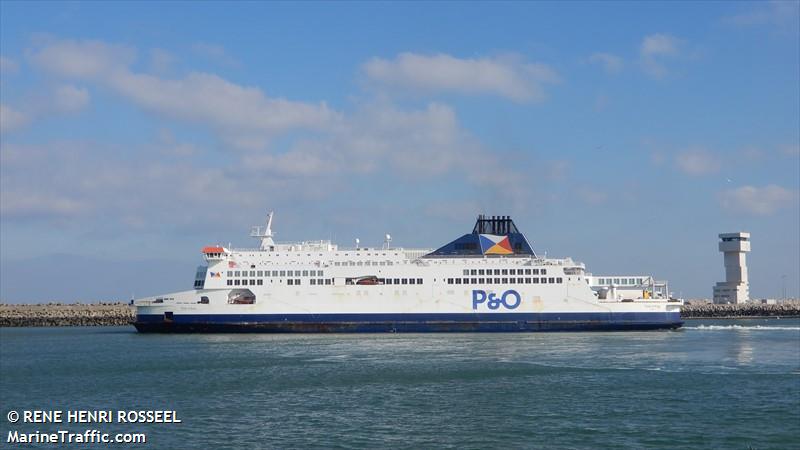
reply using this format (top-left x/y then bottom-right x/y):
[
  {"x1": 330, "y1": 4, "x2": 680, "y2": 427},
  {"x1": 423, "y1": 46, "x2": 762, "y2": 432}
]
[
  {"x1": 549, "y1": 277, "x2": 555, "y2": 284},
  {"x1": 525, "y1": 269, "x2": 531, "y2": 275},
  {"x1": 557, "y1": 277, "x2": 563, "y2": 284},
  {"x1": 541, "y1": 269, "x2": 547, "y2": 275},
  {"x1": 502, "y1": 269, "x2": 508, "y2": 275},
  {"x1": 227, "y1": 280, "x2": 232, "y2": 286},
  {"x1": 494, "y1": 278, "x2": 500, "y2": 283},
  {"x1": 494, "y1": 269, "x2": 501, "y2": 275},
  {"x1": 227, "y1": 271, "x2": 233, "y2": 277},
  {"x1": 509, "y1": 278, "x2": 516, "y2": 284},
  {"x1": 509, "y1": 269, "x2": 516, "y2": 275},
  {"x1": 257, "y1": 279, "x2": 263, "y2": 285}
]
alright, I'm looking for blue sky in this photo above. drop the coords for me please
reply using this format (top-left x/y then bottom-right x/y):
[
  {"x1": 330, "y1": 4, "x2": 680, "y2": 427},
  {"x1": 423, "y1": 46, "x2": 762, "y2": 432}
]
[{"x1": 1, "y1": 1, "x2": 798, "y2": 302}]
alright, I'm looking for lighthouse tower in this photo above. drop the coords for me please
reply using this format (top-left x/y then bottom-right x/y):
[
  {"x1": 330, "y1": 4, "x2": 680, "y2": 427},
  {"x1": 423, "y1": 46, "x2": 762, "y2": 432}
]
[{"x1": 713, "y1": 232, "x2": 751, "y2": 304}]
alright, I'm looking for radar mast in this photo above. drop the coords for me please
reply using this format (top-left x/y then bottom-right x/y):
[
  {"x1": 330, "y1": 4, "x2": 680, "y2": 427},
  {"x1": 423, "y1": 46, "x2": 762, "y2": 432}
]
[{"x1": 251, "y1": 211, "x2": 276, "y2": 250}]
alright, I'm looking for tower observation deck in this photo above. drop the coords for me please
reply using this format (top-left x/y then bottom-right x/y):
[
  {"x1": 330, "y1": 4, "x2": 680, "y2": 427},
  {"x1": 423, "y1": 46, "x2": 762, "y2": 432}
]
[{"x1": 713, "y1": 232, "x2": 750, "y2": 304}]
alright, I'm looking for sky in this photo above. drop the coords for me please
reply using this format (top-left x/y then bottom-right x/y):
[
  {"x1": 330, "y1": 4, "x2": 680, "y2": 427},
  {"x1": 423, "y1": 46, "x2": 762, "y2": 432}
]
[{"x1": 0, "y1": 1, "x2": 798, "y2": 302}]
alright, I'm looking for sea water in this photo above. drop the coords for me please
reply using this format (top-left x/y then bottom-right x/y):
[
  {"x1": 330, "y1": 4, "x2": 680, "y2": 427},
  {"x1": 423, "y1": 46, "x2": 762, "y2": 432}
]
[{"x1": 1, "y1": 319, "x2": 798, "y2": 449}]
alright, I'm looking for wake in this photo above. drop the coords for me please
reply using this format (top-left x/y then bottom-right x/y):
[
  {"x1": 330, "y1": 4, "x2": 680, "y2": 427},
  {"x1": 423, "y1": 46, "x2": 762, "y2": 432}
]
[{"x1": 691, "y1": 324, "x2": 800, "y2": 331}]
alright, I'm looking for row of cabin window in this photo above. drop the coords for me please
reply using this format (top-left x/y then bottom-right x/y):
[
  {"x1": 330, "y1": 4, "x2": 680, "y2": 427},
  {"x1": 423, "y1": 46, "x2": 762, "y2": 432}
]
[
  {"x1": 226, "y1": 279, "x2": 334, "y2": 286},
  {"x1": 386, "y1": 278, "x2": 422, "y2": 285},
  {"x1": 447, "y1": 277, "x2": 562, "y2": 285},
  {"x1": 364, "y1": 278, "x2": 423, "y2": 285},
  {"x1": 227, "y1": 270, "x2": 324, "y2": 277},
  {"x1": 463, "y1": 268, "x2": 547, "y2": 276},
  {"x1": 596, "y1": 277, "x2": 645, "y2": 285},
  {"x1": 334, "y1": 261, "x2": 394, "y2": 267}
]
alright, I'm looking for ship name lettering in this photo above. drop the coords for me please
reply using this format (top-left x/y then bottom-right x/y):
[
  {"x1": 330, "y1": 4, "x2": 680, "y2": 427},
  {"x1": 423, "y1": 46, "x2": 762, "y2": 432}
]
[{"x1": 472, "y1": 290, "x2": 521, "y2": 310}]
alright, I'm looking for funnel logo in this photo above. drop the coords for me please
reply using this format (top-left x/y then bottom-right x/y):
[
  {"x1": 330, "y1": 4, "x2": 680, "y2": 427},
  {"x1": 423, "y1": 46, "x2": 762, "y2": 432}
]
[
  {"x1": 479, "y1": 234, "x2": 513, "y2": 255},
  {"x1": 472, "y1": 290, "x2": 521, "y2": 310}
]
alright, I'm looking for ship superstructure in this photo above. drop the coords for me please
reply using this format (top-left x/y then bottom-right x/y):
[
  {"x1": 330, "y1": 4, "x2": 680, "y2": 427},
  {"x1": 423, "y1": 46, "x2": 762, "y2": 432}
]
[{"x1": 134, "y1": 213, "x2": 683, "y2": 332}]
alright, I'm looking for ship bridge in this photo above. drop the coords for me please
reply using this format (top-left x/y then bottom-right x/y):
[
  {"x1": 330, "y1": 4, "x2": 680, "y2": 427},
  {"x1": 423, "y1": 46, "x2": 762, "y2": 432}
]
[{"x1": 425, "y1": 215, "x2": 536, "y2": 258}]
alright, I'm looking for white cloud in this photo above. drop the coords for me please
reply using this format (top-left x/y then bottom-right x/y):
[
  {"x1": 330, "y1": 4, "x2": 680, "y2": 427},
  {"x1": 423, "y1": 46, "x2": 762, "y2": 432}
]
[
  {"x1": 641, "y1": 34, "x2": 679, "y2": 57},
  {"x1": 640, "y1": 33, "x2": 682, "y2": 78},
  {"x1": 52, "y1": 85, "x2": 90, "y2": 113},
  {"x1": 27, "y1": 38, "x2": 136, "y2": 78},
  {"x1": 594, "y1": 93, "x2": 610, "y2": 111},
  {"x1": 720, "y1": 185, "x2": 798, "y2": 215},
  {"x1": 28, "y1": 38, "x2": 339, "y2": 150},
  {"x1": 0, "y1": 104, "x2": 30, "y2": 133},
  {"x1": 149, "y1": 48, "x2": 175, "y2": 74},
  {"x1": 192, "y1": 42, "x2": 240, "y2": 68},
  {"x1": 0, "y1": 85, "x2": 89, "y2": 134},
  {"x1": 0, "y1": 56, "x2": 19, "y2": 74},
  {"x1": 722, "y1": 1, "x2": 800, "y2": 28},
  {"x1": 781, "y1": 143, "x2": 800, "y2": 157},
  {"x1": 0, "y1": 192, "x2": 89, "y2": 218},
  {"x1": 675, "y1": 149, "x2": 720, "y2": 176},
  {"x1": 362, "y1": 52, "x2": 560, "y2": 102},
  {"x1": 107, "y1": 71, "x2": 338, "y2": 149},
  {"x1": 589, "y1": 52, "x2": 623, "y2": 74},
  {"x1": 17, "y1": 38, "x2": 537, "y2": 216},
  {"x1": 575, "y1": 187, "x2": 608, "y2": 205}
]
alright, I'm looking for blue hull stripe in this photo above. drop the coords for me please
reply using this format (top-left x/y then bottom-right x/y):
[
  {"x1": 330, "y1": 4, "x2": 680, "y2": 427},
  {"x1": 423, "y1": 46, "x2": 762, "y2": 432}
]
[{"x1": 134, "y1": 312, "x2": 683, "y2": 333}]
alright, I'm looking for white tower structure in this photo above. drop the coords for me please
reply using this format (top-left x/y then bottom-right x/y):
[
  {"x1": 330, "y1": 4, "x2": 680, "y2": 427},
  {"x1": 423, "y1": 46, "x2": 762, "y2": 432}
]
[{"x1": 713, "y1": 232, "x2": 750, "y2": 304}]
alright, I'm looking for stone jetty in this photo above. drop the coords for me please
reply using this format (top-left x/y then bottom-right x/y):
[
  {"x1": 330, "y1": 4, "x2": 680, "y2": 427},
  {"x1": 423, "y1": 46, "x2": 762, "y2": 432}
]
[
  {"x1": 0, "y1": 303, "x2": 135, "y2": 327},
  {"x1": 680, "y1": 302, "x2": 800, "y2": 319},
  {"x1": 1, "y1": 301, "x2": 798, "y2": 327}
]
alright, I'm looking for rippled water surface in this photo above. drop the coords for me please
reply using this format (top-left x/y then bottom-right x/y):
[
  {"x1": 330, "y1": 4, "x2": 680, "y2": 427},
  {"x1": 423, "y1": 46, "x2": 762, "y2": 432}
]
[{"x1": 1, "y1": 319, "x2": 799, "y2": 449}]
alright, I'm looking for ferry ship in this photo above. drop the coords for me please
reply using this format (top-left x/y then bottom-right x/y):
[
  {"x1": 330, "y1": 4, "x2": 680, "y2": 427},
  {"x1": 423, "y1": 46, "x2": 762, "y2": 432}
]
[{"x1": 133, "y1": 213, "x2": 683, "y2": 332}]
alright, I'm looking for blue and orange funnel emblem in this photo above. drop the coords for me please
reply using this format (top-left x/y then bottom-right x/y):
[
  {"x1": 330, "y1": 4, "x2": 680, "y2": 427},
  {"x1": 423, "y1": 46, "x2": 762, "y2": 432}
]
[{"x1": 479, "y1": 234, "x2": 514, "y2": 255}]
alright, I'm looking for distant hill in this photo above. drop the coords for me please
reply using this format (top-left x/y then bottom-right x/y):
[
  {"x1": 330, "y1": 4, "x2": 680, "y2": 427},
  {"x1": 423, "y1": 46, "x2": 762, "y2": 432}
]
[{"x1": 0, "y1": 253, "x2": 198, "y2": 303}]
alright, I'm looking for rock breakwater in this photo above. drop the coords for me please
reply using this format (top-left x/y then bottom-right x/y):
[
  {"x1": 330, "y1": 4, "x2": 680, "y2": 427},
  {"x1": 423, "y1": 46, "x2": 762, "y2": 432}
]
[
  {"x1": 681, "y1": 302, "x2": 800, "y2": 318},
  {"x1": 0, "y1": 303, "x2": 135, "y2": 327}
]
